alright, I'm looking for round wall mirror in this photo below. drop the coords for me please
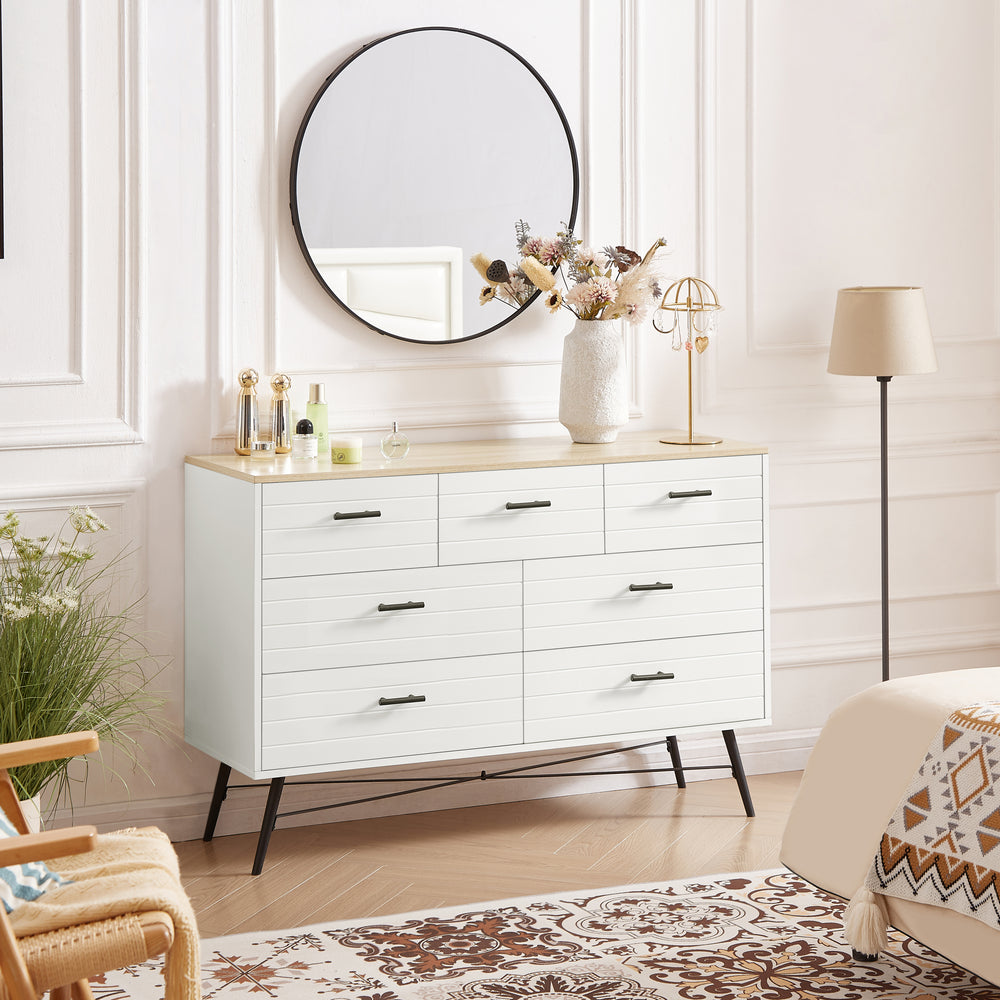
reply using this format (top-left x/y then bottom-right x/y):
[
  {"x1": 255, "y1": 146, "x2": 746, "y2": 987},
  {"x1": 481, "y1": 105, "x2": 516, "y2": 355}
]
[{"x1": 290, "y1": 27, "x2": 579, "y2": 345}]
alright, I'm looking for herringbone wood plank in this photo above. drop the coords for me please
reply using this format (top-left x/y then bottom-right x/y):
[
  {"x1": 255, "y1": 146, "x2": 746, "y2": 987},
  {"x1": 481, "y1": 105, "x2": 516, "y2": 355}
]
[{"x1": 176, "y1": 771, "x2": 801, "y2": 936}]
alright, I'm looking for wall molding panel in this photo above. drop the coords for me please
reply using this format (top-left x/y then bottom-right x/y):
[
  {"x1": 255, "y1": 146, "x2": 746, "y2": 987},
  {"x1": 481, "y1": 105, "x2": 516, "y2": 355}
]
[
  {"x1": 702, "y1": 0, "x2": 1000, "y2": 441},
  {"x1": 0, "y1": 0, "x2": 145, "y2": 451},
  {"x1": 0, "y1": 479, "x2": 149, "y2": 597},
  {"x1": 212, "y1": 2, "x2": 640, "y2": 441}
]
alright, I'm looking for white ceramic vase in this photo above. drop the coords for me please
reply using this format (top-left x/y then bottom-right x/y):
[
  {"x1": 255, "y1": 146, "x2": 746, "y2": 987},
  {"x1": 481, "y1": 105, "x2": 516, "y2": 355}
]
[{"x1": 558, "y1": 318, "x2": 629, "y2": 443}]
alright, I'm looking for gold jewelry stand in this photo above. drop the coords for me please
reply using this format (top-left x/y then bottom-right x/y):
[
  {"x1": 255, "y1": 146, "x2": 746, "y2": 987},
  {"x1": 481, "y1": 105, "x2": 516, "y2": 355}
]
[{"x1": 652, "y1": 276, "x2": 722, "y2": 446}]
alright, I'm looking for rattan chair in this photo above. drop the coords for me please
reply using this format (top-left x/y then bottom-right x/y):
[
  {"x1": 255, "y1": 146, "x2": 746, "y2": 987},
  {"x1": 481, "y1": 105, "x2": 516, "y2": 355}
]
[{"x1": 0, "y1": 732, "x2": 186, "y2": 1000}]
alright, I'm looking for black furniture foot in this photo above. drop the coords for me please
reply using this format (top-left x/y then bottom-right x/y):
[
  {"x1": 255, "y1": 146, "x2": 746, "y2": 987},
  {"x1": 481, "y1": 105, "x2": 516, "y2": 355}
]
[
  {"x1": 252, "y1": 776, "x2": 286, "y2": 876},
  {"x1": 203, "y1": 762, "x2": 232, "y2": 842},
  {"x1": 852, "y1": 949, "x2": 879, "y2": 962},
  {"x1": 665, "y1": 735, "x2": 687, "y2": 788},
  {"x1": 722, "y1": 729, "x2": 755, "y2": 817}
]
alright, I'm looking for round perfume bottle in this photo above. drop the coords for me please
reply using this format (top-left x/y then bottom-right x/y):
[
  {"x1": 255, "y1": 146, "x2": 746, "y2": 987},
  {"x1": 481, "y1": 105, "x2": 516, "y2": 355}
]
[{"x1": 380, "y1": 421, "x2": 410, "y2": 460}]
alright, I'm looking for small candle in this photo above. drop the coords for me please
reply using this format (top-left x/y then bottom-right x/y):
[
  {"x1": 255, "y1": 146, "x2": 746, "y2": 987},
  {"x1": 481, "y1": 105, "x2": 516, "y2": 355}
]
[
  {"x1": 249, "y1": 439, "x2": 274, "y2": 461},
  {"x1": 330, "y1": 436, "x2": 363, "y2": 464}
]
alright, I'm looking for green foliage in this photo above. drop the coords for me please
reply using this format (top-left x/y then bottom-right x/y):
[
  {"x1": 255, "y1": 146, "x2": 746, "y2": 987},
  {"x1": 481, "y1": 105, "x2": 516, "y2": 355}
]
[{"x1": 0, "y1": 508, "x2": 164, "y2": 801}]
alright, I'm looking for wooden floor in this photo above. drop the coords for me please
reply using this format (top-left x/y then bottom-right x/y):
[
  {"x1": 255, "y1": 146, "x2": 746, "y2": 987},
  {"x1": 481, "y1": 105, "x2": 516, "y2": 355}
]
[{"x1": 176, "y1": 770, "x2": 802, "y2": 938}]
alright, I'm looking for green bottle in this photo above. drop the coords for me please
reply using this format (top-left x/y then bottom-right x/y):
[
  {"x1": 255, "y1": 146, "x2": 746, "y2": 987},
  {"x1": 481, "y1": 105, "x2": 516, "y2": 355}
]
[{"x1": 306, "y1": 383, "x2": 329, "y2": 457}]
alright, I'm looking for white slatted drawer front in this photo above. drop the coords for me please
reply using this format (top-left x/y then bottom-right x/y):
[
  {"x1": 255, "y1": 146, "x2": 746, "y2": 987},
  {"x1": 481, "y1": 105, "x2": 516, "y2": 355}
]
[
  {"x1": 262, "y1": 562, "x2": 522, "y2": 672},
  {"x1": 261, "y1": 475, "x2": 437, "y2": 578},
  {"x1": 524, "y1": 545, "x2": 764, "y2": 651},
  {"x1": 605, "y1": 455, "x2": 763, "y2": 553},
  {"x1": 439, "y1": 465, "x2": 604, "y2": 565},
  {"x1": 261, "y1": 652, "x2": 522, "y2": 771},
  {"x1": 524, "y1": 632, "x2": 764, "y2": 743}
]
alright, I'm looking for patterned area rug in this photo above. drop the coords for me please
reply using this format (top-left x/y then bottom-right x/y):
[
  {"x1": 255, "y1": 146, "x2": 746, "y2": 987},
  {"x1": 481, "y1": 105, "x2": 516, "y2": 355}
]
[{"x1": 91, "y1": 869, "x2": 999, "y2": 999}]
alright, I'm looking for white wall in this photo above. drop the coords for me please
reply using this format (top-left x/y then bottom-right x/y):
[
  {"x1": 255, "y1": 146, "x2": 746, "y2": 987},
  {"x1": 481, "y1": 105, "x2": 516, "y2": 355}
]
[{"x1": 2, "y1": 0, "x2": 998, "y2": 842}]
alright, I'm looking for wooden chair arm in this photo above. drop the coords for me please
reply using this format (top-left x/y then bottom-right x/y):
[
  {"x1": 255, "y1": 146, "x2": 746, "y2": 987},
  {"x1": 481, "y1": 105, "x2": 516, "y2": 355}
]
[
  {"x1": 0, "y1": 826, "x2": 97, "y2": 866},
  {"x1": 0, "y1": 733, "x2": 100, "y2": 770},
  {"x1": 139, "y1": 910, "x2": 175, "y2": 956}
]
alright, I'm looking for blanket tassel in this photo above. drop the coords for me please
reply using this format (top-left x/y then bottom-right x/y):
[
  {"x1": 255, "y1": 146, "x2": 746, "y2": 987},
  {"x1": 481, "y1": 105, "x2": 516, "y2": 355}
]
[{"x1": 843, "y1": 885, "x2": 889, "y2": 960}]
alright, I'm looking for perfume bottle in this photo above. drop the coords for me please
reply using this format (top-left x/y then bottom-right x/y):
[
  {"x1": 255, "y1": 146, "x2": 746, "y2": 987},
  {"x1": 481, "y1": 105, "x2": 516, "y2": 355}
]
[
  {"x1": 234, "y1": 368, "x2": 259, "y2": 456},
  {"x1": 291, "y1": 418, "x2": 318, "y2": 460},
  {"x1": 306, "y1": 383, "x2": 329, "y2": 457},
  {"x1": 380, "y1": 420, "x2": 410, "y2": 460},
  {"x1": 269, "y1": 374, "x2": 292, "y2": 454}
]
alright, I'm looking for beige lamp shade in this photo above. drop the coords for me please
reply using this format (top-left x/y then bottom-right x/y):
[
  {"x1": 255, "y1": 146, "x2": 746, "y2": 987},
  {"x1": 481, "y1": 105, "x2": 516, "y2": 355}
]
[{"x1": 828, "y1": 286, "x2": 937, "y2": 376}]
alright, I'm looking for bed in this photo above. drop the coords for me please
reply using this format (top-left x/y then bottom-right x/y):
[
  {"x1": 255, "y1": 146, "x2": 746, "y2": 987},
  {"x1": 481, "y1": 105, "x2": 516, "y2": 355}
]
[{"x1": 780, "y1": 667, "x2": 1000, "y2": 985}]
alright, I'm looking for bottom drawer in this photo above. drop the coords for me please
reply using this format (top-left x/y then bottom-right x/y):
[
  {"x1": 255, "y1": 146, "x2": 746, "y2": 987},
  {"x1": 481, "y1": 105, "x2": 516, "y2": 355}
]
[
  {"x1": 524, "y1": 632, "x2": 764, "y2": 744},
  {"x1": 261, "y1": 652, "x2": 522, "y2": 771}
]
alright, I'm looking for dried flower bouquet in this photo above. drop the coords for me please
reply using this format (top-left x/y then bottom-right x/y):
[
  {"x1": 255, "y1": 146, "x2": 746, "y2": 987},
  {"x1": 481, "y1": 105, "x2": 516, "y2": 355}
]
[{"x1": 472, "y1": 221, "x2": 668, "y2": 324}]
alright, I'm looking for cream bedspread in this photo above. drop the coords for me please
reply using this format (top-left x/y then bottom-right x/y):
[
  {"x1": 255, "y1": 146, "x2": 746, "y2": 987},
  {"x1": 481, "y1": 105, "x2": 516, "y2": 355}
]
[{"x1": 781, "y1": 667, "x2": 1000, "y2": 987}]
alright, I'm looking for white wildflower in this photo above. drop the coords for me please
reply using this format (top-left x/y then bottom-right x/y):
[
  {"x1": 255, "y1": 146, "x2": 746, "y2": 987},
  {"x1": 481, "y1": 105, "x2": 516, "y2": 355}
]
[
  {"x1": 69, "y1": 506, "x2": 109, "y2": 533},
  {"x1": 57, "y1": 591, "x2": 79, "y2": 611},
  {"x1": 58, "y1": 539, "x2": 94, "y2": 566}
]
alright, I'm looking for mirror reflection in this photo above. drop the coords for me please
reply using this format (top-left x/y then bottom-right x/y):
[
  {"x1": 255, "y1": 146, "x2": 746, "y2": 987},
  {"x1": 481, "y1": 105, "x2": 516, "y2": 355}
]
[{"x1": 290, "y1": 27, "x2": 579, "y2": 344}]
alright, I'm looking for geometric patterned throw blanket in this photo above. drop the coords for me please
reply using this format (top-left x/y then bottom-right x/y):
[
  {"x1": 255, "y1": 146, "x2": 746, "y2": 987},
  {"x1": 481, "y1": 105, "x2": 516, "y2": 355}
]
[{"x1": 863, "y1": 701, "x2": 1000, "y2": 928}]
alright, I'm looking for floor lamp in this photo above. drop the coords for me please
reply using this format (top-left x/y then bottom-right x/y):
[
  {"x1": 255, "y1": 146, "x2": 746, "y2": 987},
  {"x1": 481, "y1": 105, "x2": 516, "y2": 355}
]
[{"x1": 827, "y1": 286, "x2": 937, "y2": 682}]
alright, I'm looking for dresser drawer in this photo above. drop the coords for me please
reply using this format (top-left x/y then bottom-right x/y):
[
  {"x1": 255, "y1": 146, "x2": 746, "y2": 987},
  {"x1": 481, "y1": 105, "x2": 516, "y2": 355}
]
[
  {"x1": 261, "y1": 652, "x2": 522, "y2": 771},
  {"x1": 605, "y1": 455, "x2": 763, "y2": 553},
  {"x1": 439, "y1": 465, "x2": 604, "y2": 565},
  {"x1": 524, "y1": 632, "x2": 764, "y2": 743},
  {"x1": 524, "y1": 545, "x2": 763, "y2": 651},
  {"x1": 262, "y1": 562, "x2": 522, "y2": 672},
  {"x1": 261, "y1": 475, "x2": 437, "y2": 577}
]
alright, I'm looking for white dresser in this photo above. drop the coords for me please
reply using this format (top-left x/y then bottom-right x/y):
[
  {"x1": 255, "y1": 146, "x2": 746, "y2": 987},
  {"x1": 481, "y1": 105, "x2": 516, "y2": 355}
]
[{"x1": 184, "y1": 432, "x2": 769, "y2": 871}]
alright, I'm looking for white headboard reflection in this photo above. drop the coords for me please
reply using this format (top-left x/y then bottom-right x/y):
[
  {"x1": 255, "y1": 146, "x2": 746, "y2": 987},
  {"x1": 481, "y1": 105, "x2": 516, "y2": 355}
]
[{"x1": 311, "y1": 246, "x2": 464, "y2": 342}]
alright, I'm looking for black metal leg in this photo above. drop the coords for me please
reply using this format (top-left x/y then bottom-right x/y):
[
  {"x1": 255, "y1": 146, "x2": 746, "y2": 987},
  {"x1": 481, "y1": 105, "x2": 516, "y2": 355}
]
[
  {"x1": 203, "y1": 762, "x2": 232, "y2": 842},
  {"x1": 252, "y1": 777, "x2": 286, "y2": 876},
  {"x1": 722, "y1": 729, "x2": 755, "y2": 817},
  {"x1": 665, "y1": 735, "x2": 686, "y2": 788}
]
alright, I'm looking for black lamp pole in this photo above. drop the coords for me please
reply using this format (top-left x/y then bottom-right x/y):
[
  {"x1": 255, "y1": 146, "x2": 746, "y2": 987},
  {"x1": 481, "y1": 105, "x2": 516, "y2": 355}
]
[{"x1": 878, "y1": 376, "x2": 891, "y2": 682}]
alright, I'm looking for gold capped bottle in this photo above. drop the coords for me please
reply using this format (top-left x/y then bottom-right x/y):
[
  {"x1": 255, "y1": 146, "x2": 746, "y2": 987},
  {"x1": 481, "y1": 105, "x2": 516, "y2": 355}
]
[
  {"x1": 234, "y1": 368, "x2": 259, "y2": 456},
  {"x1": 270, "y1": 373, "x2": 292, "y2": 454}
]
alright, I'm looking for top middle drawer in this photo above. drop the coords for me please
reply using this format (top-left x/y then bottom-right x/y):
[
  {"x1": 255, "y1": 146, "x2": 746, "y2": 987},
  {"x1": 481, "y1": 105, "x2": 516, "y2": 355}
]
[
  {"x1": 261, "y1": 475, "x2": 437, "y2": 578},
  {"x1": 439, "y1": 465, "x2": 604, "y2": 565}
]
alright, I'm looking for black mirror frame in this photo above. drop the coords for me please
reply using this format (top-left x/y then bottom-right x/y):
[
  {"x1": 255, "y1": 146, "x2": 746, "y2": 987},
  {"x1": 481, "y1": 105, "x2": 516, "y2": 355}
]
[{"x1": 288, "y1": 25, "x2": 580, "y2": 346}]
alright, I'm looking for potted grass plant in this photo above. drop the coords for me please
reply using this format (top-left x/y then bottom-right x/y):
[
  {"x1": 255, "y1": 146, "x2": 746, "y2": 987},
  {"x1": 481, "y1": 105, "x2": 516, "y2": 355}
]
[{"x1": 0, "y1": 507, "x2": 163, "y2": 823}]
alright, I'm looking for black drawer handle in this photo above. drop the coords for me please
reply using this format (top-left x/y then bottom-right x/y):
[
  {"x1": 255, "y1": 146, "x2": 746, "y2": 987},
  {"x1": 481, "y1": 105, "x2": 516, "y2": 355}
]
[
  {"x1": 333, "y1": 509, "x2": 381, "y2": 520},
  {"x1": 377, "y1": 600, "x2": 425, "y2": 612},
  {"x1": 378, "y1": 694, "x2": 426, "y2": 706},
  {"x1": 628, "y1": 582, "x2": 674, "y2": 592},
  {"x1": 667, "y1": 489, "x2": 713, "y2": 499},
  {"x1": 630, "y1": 671, "x2": 675, "y2": 682},
  {"x1": 505, "y1": 500, "x2": 552, "y2": 510}
]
